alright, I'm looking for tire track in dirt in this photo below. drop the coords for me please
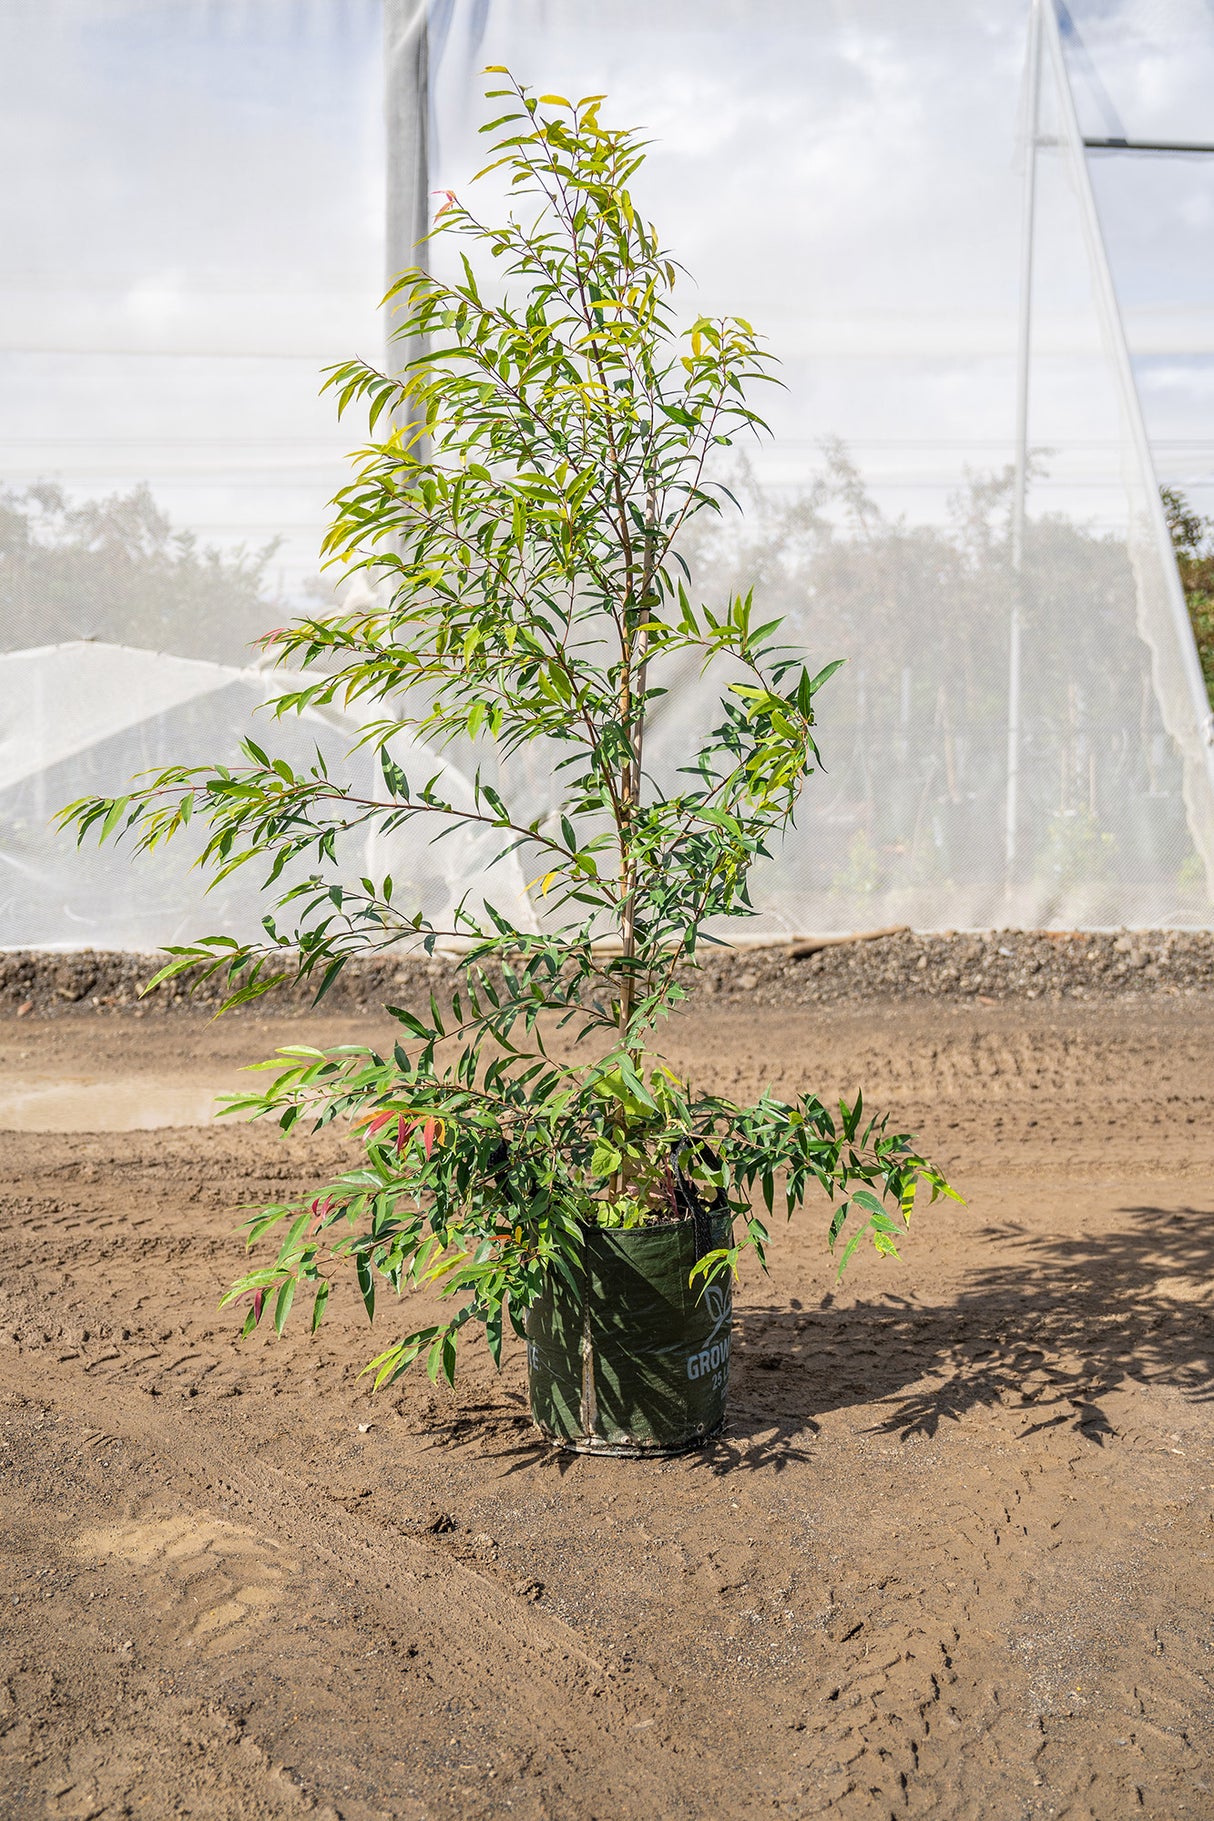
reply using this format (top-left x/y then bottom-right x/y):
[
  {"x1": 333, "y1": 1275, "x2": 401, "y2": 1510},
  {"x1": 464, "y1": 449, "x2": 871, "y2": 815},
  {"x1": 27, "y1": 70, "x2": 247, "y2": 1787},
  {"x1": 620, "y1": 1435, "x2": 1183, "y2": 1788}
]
[
  {"x1": 73, "y1": 1511, "x2": 295, "y2": 1660},
  {"x1": 720, "y1": 1307, "x2": 1214, "y2": 1818},
  {"x1": 5, "y1": 1227, "x2": 1212, "y2": 1819},
  {"x1": 3, "y1": 1212, "x2": 992, "y2": 1819},
  {"x1": 0, "y1": 1342, "x2": 742, "y2": 1820},
  {"x1": 2, "y1": 1005, "x2": 1214, "y2": 1818}
]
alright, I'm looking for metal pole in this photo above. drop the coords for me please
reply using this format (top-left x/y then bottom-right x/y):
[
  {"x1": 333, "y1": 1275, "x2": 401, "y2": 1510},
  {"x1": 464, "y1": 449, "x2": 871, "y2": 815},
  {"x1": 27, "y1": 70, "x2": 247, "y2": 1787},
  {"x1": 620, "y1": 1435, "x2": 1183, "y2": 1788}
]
[
  {"x1": 384, "y1": 0, "x2": 430, "y2": 366},
  {"x1": 1006, "y1": 0, "x2": 1042, "y2": 885},
  {"x1": 1083, "y1": 137, "x2": 1214, "y2": 155}
]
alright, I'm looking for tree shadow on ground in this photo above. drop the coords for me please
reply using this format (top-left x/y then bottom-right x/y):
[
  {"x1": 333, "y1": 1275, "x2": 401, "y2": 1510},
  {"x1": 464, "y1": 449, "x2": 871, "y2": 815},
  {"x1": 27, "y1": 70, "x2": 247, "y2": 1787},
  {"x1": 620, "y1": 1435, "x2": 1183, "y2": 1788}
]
[
  {"x1": 725, "y1": 1202, "x2": 1214, "y2": 1450},
  {"x1": 414, "y1": 1205, "x2": 1214, "y2": 1473},
  {"x1": 476, "y1": 1419, "x2": 818, "y2": 1479}
]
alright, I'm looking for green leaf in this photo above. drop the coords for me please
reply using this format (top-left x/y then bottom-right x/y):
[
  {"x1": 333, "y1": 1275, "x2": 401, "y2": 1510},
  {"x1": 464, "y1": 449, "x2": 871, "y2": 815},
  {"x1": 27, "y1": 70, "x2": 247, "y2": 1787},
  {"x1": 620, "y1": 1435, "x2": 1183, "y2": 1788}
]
[
  {"x1": 356, "y1": 1253, "x2": 376, "y2": 1323},
  {"x1": 387, "y1": 1005, "x2": 433, "y2": 1040},
  {"x1": 273, "y1": 1278, "x2": 296, "y2": 1335},
  {"x1": 590, "y1": 1140, "x2": 622, "y2": 1176},
  {"x1": 99, "y1": 795, "x2": 130, "y2": 841},
  {"x1": 808, "y1": 658, "x2": 846, "y2": 694}
]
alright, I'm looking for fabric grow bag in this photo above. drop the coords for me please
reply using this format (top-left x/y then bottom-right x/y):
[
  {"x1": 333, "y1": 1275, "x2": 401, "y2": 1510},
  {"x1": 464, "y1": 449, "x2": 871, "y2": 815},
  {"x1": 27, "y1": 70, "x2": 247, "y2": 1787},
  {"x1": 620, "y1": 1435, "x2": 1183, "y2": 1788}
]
[{"x1": 526, "y1": 1211, "x2": 733, "y2": 1456}]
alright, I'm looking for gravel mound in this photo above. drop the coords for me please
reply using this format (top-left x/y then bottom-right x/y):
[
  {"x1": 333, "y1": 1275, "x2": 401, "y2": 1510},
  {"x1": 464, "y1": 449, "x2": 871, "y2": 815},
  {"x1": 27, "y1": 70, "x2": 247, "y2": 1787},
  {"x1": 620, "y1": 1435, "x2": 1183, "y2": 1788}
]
[
  {"x1": 2, "y1": 928, "x2": 1213, "y2": 1018},
  {"x1": 697, "y1": 927, "x2": 1214, "y2": 1008}
]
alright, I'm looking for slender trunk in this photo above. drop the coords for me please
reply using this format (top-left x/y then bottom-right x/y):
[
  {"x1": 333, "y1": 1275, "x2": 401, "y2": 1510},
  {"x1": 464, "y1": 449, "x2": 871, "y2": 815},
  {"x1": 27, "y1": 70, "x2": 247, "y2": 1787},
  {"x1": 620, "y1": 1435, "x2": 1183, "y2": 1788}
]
[
  {"x1": 616, "y1": 481, "x2": 657, "y2": 1058},
  {"x1": 613, "y1": 485, "x2": 657, "y2": 1202},
  {"x1": 617, "y1": 629, "x2": 635, "y2": 1040}
]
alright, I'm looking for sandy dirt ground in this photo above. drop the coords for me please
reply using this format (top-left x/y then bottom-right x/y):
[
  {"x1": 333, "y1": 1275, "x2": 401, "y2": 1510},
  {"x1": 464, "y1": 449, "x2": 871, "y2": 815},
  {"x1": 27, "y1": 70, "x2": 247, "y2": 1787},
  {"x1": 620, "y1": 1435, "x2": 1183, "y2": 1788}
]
[{"x1": 0, "y1": 998, "x2": 1211, "y2": 1820}]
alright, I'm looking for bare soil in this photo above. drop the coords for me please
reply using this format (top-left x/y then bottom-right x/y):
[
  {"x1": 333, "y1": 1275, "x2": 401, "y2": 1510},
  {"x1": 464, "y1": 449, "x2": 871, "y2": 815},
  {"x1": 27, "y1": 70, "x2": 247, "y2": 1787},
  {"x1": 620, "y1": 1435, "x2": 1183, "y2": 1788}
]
[{"x1": 1, "y1": 996, "x2": 1212, "y2": 1819}]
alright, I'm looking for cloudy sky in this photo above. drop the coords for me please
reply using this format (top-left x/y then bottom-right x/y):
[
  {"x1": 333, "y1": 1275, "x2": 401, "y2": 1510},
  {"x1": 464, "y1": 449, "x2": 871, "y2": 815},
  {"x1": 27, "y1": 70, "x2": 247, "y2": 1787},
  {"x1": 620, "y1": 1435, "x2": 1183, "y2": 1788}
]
[
  {"x1": 1, "y1": 0, "x2": 1211, "y2": 609},
  {"x1": 428, "y1": 0, "x2": 1214, "y2": 526}
]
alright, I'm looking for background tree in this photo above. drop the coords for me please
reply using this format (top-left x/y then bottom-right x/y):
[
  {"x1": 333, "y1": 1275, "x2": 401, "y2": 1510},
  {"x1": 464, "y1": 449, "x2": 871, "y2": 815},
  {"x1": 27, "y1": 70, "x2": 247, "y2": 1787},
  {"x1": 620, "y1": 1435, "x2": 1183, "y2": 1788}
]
[
  {"x1": 0, "y1": 481, "x2": 285, "y2": 662},
  {"x1": 1162, "y1": 483, "x2": 1214, "y2": 707}
]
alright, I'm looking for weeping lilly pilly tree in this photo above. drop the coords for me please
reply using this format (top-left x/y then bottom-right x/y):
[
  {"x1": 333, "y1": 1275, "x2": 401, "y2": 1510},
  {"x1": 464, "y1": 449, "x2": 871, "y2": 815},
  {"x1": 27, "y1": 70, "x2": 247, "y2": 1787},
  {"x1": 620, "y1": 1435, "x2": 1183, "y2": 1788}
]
[{"x1": 62, "y1": 73, "x2": 955, "y2": 1453}]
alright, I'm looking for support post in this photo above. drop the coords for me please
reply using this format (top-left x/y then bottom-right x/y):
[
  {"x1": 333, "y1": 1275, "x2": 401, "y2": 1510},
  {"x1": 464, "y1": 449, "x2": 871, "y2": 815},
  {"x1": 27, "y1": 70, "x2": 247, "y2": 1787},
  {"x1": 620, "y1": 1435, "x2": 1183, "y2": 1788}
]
[
  {"x1": 1006, "y1": 0, "x2": 1042, "y2": 887},
  {"x1": 384, "y1": 0, "x2": 430, "y2": 363}
]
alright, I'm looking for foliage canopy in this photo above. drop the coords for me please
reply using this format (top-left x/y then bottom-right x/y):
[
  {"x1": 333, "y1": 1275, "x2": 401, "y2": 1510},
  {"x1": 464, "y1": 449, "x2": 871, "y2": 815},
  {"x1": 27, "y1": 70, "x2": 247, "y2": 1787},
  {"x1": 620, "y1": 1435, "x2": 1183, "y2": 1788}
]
[{"x1": 63, "y1": 74, "x2": 954, "y2": 1384}]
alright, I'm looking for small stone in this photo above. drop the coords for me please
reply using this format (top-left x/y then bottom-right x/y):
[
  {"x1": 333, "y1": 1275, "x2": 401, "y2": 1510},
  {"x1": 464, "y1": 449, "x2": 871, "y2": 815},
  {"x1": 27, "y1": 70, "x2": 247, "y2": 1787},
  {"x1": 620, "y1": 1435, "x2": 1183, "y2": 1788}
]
[
  {"x1": 737, "y1": 972, "x2": 759, "y2": 991},
  {"x1": 15, "y1": 1000, "x2": 32, "y2": 1018}
]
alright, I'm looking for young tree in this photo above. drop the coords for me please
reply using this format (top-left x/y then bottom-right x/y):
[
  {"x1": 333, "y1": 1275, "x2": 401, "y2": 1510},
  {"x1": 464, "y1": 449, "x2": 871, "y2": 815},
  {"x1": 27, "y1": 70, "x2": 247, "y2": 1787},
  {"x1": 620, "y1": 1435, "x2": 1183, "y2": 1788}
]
[{"x1": 64, "y1": 74, "x2": 953, "y2": 1386}]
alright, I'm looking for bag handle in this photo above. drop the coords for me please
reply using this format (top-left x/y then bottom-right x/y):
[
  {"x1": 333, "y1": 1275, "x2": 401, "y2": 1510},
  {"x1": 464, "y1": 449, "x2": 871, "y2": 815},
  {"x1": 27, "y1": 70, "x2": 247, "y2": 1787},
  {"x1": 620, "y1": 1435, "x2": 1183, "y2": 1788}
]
[{"x1": 668, "y1": 1141, "x2": 729, "y2": 1262}]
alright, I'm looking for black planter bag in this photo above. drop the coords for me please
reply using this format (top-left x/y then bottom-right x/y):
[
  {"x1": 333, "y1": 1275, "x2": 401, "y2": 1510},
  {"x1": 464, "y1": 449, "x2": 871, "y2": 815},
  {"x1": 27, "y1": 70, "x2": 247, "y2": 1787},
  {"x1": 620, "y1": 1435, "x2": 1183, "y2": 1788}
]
[{"x1": 526, "y1": 1206, "x2": 733, "y2": 1456}]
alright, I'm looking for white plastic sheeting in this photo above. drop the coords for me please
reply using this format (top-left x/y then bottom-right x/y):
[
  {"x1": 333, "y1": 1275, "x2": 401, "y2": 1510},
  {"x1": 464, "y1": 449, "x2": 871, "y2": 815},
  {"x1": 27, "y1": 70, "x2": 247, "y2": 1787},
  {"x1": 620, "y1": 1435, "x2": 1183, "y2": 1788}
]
[
  {"x1": 1, "y1": 0, "x2": 1212, "y2": 945},
  {"x1": 418, "y1": 0, "x2": 1214, "y2": 933},
  {"x1": 0, "y1": 644, "x2": 536, "y2": 948}
]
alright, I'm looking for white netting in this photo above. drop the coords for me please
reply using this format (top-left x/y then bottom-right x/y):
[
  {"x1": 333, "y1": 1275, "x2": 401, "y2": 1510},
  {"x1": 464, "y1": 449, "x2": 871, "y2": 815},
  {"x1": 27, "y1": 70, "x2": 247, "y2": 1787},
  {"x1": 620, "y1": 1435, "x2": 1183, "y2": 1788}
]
[
  {"x1": 1, "y1": 0, "x2": 1212, "y2": 945},
  {"x1": 0, "y1": 642, "x2": 535, "y2": 948}
]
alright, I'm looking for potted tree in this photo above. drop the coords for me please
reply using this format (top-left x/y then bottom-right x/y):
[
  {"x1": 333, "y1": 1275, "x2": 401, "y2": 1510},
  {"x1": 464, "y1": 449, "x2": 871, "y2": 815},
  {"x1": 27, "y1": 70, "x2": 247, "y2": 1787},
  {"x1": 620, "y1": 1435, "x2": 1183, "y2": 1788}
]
[{"x1": 64, "y1": 73, "x2": 954, "y2": 1456}]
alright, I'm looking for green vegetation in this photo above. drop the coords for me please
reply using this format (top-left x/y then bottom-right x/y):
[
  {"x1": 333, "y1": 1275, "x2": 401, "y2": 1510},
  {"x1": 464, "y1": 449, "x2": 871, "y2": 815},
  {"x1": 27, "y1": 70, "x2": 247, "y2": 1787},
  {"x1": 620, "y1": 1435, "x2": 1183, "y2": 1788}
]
[
  {"x1": 1162, "y1": 484, "x2": 1214, "y2": 708},
  {"x1": 62, "y1": 74, "x2": 953, "y2": 1386}
]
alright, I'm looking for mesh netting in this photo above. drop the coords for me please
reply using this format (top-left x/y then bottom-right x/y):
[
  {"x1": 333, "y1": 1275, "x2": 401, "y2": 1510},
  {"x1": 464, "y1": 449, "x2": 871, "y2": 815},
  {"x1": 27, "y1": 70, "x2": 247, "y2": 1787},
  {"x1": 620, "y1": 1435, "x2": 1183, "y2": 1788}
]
[
  {"x1": 0, "y1": 642, "x2": 534, "y2": 948},
  {"x1": 2, "y1": 0, "x2": 1212, "y2": 945}
]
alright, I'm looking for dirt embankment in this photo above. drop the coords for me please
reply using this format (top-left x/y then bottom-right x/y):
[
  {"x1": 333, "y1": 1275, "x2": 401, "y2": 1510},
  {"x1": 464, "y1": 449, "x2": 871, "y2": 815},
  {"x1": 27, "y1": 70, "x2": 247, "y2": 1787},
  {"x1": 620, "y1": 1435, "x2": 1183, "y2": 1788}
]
[{"x1": 3, "y1": 925, "x2": 1214, "y2": 1021}]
